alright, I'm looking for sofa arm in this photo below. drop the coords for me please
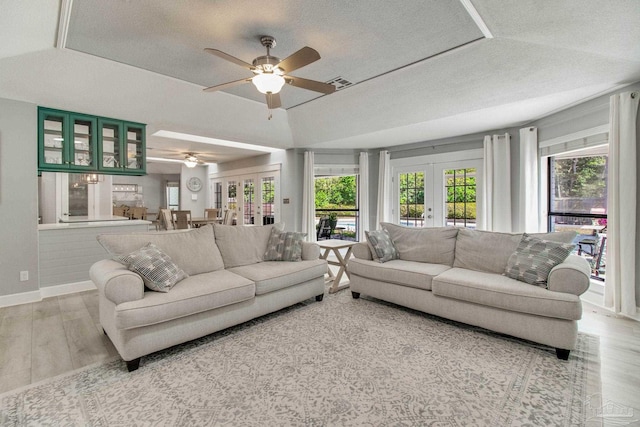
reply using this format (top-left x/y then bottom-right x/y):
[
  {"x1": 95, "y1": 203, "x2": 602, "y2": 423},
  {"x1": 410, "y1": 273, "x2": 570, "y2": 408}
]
[
  {"x1": 547, "y1": 254, "x2": 591, "y2": 296},
  {"x1": 301, "y1": 242, "x2": 320, "y2": 260},
  {"x1": 352, "y1": 242, "x2": 373, "y2": 260},
  {"x1": 90, "y1": 259, "x2": 145, "y2": 305}
]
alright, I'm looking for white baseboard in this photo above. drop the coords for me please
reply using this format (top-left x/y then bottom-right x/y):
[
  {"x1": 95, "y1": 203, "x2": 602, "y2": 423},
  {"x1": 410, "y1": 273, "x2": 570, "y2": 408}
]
[
  {"x1": 0, "y1": 290, "x2": 42, "y2": 308},
  {"x1": 39, "y1": 281, "x2": 97, "y2": 298},
  {"x1": 0, "y1": 281, "x2": 97, "y2": 308}
]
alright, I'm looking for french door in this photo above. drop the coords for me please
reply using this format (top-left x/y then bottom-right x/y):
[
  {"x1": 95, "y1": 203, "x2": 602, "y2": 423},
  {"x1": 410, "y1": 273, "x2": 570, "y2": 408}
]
[
  {"x1": 393, "y1": 159, "x2": 482, "y2": 228},
  {"x1": 212, "y1": 171, "x2": 280, "y2": 225}
]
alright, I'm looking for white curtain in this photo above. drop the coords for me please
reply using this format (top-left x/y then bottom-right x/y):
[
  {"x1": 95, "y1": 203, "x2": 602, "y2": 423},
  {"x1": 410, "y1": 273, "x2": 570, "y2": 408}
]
[
  {"x1": 605, "y1": 91, "x2": 639, "y2": 317},
  {"x1": 358, "y1": 152, "x2": 370, "y2": 241},
  {"x1": 518, "y1": 127, "x2": 540, "y2": 232},
  {"x1": 481, "y1": 133, "x2": 512, "y2": 232},
  {"x1": 302, "y1": 151, "x2": 316, "y2": 242},
  {"x1": 376, "y1": 150, "x2": 391, "y2": 229}
]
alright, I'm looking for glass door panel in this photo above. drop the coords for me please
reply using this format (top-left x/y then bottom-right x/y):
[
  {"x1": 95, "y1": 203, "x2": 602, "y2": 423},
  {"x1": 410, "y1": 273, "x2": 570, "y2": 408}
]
[
  {"x1": 444, "y1": 168, "x2": 477, "y2": 228},
  {"x1": 124, "y1": 123, "x2": 145, "y2": 173},
  {"x1": 242, "y1": 178, "x2": 255, "y2": 225},
  {"x1": 68, "y1": 115, "x2": 96, "y2": 170},
  {"x1": 212, "y1": 180, "x2": 223, "y2": 210},
  {"x1": 260, "y1": 174, "x2": 276, "y2": 225},
  {"x1": 226, "y1": 180, "x2": 237, "y2": 212},
  {"x1": 99, "y1": 119, "x2": 122, "y2": 171},
  {"x1": 39, "y1": 111, "x2": 66, "y2": 168},
  {"x1": 398, "y1": 170, "x2": 427, "y2": 227}
]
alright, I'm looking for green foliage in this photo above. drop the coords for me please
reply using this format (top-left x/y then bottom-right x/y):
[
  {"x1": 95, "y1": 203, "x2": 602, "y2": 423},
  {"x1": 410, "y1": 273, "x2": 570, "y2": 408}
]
[
  {"x1": 447, "y1": 202, "x2": 477, "y2": 220},
  {"x1": 553, "y1": 157, "x2": 607, "y2": 199},
  {"x1": 315, "y1": 176, "x2": 357, "y2": 208}
]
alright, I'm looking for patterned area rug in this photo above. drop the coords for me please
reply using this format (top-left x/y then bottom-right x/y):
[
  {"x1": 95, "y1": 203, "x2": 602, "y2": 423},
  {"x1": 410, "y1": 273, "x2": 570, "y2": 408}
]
[{"x1": 1, "y1": 291, "x2": 601, "y2": 426}]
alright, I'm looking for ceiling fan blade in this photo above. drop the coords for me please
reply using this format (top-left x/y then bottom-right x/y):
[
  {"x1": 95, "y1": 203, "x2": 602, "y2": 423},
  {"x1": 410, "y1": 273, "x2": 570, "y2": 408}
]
[
  {"x1": 203, "y1": 78, "x2": 252, "y2": 92},
  {"x1": 266, "y1": 92, "x2": 282, "y2": 109},
  {"x1": 204, "y1": 48, "x2": 255, "y2": 70},
  {"x1": 276, "y1": 47, "x2": 320, "y2": 73},
  {"x1": 285, "y1": 76, "x2": 336, "y2": 94}
]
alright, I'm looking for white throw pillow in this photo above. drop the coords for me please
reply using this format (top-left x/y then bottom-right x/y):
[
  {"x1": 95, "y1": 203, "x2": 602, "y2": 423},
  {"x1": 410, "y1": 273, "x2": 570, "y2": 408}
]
[{"x1": 117, "y1": 242, "x2": 188, "y2": 292}]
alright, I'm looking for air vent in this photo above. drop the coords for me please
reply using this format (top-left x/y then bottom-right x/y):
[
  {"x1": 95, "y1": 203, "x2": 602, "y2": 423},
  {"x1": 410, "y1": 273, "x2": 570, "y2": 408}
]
[{"x1": 325, "y1": 76, "x2": 354, "y2": 91}]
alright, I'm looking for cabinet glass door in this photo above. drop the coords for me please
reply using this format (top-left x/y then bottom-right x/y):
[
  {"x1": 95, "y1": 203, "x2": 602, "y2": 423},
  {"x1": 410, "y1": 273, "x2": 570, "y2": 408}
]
[
  {"x1": 124, "y1": 123, "x2": 145, "y2": 173},
  {"x1": 39, "y1": 110, "x2": 66, "y2": 168},
  {"x1": 68, "y1": 114, "x2": 96, "y2": 170},
  {"x1": 98, "y1": 119, "x2": 123, "y2": 172}
]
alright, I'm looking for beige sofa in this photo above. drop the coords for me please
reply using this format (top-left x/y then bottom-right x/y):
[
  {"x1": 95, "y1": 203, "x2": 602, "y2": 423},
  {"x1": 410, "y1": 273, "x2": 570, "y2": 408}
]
[
  {"x1": 90, "y1": 223, "x2": 326, "y2": 371},
  {"x1": 348, "y1": 224, "x2": 591, "y2": 359}
]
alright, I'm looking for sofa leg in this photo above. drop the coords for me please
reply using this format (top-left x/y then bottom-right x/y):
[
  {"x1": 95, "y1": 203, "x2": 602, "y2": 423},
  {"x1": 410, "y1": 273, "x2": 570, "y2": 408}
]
[
  {"x1": 555, "y1": 348, "x2": 570, "y2": 360},
  {"x1": 351, "y1": 291, "x2": 360, "y2": 299},
  {"x1": 315, "y1": 294, "x2": 324, "y2": 302},
  {"x1": 126, "y1": 358, "x2": 141, "y2": 372}
]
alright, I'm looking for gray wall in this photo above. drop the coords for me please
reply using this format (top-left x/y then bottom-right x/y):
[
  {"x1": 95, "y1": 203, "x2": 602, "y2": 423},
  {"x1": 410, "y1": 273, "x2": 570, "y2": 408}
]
[{"x1": 0, "y1": 98, "x2": 39, "y2": 296}]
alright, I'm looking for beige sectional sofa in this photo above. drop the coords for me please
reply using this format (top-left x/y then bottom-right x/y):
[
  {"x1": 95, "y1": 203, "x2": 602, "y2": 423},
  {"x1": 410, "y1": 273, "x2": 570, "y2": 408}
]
[
  {"x1": 90, "y1": 223, "x2": 326, "y2": 371},
  {"x1": 348, "y1": 223, "x2": 591, "y2": 359}
]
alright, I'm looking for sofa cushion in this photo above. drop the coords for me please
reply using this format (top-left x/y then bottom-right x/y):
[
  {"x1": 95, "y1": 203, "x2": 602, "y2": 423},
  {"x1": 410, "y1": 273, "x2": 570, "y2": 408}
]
[
  {"x1": 117, "y1": 243, "x2": 188, "y2": 292},
  {"x1": 264, "y1": 229, "x2": 307, "y2": 262},
  {"x1": 431, "y1": 268, "x2": 582, "y2": 320},
  {"x1": 98, "y1": 225, "x2": 224, "y2": 276},
  {"x1": 229, "y1": 259, "x2": 327, "y2": 295},
  {"x1": 452, "y1": 229, "x2": 578, "y2": 275},
  {"x1": 214, "y1": 223, "x2": 285, "y2": 268},
  {"x1": 504, "y1": 233, "x2": 575, "y2": 287},
  {"x1": 348, "y1": 258, "x2": 451, "y2": 291},
  {"x1": 453, "y1": 229, "x2": 521, "y2": 274},
  {"x1": 381, "y1": 222, "x2": 459, "y2": 266},
  {"x1": 115, "y1": 269, "x2": 255, "y2": 329},
  {"x1": 365, "y1": 228, "x2": 399, "y2": 263}
]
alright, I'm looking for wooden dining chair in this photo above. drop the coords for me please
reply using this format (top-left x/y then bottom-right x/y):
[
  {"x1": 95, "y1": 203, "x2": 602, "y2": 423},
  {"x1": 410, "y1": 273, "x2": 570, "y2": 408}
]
[
  {"x1": 113, "y1": 206, "x2": 127, "y2": 217},
  {"x1": 173, "y1": 210, "x2": 192, "y2": 230},
  {"x1": 130, "y1": 207, "x2": 147, "y2": 220},
  {"x1": 158, "y1": 208, "x2": 174, "y2": 231},
  {"x1": 205, "y1": 208, "x2": 219, "y2": 220},
  {"x1": 223, "y1": 209, "x2": 236, "y2": 225}
]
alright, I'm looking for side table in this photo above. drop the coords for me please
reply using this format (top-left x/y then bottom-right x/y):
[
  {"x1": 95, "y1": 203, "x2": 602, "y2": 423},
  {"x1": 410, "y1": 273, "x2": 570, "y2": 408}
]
[{"x1": 317, "y1": 239, "x2": 357, "y2": 293}]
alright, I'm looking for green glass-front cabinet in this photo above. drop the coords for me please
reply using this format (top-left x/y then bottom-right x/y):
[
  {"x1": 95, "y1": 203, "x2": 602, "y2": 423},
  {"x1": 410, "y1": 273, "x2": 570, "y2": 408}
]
[
  {"x1": 97, "y1": 119, "x2": 145, "y2": 175},
  {"x1": 38, "y1": 108, "x2": 97, "y2": 172},
  {"x1": 38, "y1": 107, "x2": 145, "y2": 176}
]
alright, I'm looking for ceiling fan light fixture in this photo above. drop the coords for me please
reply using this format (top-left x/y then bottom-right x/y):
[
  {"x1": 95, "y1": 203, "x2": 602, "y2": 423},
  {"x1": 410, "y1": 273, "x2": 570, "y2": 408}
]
[
  {"x1": 252, "y1": 73, "x2": 285, "y2": 94},
  {"x1": 184, "y1": 155, "x2": 198, "y2": 168}
]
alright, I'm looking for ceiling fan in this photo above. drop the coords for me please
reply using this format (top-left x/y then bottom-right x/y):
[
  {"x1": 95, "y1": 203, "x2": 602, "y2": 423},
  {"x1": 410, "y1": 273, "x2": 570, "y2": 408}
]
[{"x1": 203, "y1": 35, "x2": 336, "y2": 111}]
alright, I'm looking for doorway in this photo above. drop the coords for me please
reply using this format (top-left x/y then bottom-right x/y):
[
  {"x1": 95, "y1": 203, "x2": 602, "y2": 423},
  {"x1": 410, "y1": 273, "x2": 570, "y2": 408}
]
[{"x1": 392, "y1": 154, "x2": 483, "y2": 228}]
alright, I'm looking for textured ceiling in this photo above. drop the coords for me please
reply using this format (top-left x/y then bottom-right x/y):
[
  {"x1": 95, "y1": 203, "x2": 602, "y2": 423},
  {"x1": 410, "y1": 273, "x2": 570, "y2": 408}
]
[
  {"x1": 0, "y1": 0, "x2": 639, "y2": 166},
  {"x1": 65, "y1": 0, "x2": 484, "y2": 109}
]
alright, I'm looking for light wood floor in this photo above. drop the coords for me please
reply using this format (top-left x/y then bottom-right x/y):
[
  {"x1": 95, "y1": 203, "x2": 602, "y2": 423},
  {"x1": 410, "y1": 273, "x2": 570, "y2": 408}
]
[{"x1": 1, "y1": 289, "x2": 639, "y2": 426}]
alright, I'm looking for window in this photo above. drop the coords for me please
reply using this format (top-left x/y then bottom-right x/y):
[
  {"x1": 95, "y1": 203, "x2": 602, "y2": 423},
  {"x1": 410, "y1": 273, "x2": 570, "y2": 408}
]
[
  {"x1": 314, "y1": 175, "x2": 359, "y2": 240},
  {"x1": 548, "y1": 151, "x2": 608, "y2": 280}
]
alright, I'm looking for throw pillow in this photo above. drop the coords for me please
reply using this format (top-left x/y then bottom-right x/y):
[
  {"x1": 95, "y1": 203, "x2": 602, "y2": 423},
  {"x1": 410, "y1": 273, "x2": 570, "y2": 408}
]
[
  {"x1": 117, "y1": 242, "x2": 188, "y2": 292},
  {"x1": 263, "y1": 229, "x2": 307, "y2": 262},
  {"x1": 504, "y1": 233, "x2": 575, "y2": 287},
  {"x1": 365, "y1": 229, "x2": 399, "y2": 263}
]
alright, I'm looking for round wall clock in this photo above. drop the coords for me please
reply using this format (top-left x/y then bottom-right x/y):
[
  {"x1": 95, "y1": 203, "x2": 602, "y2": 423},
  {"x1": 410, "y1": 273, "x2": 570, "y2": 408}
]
[{"x1": 187, "y1": 177, "x2": 203, "y2": 192}]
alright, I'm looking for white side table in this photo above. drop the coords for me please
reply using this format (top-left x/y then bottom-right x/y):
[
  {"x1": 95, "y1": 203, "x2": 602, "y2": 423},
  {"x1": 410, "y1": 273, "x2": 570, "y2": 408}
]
[{"x1": 317, "y1": 239, "x2": 357, "y2": 293}]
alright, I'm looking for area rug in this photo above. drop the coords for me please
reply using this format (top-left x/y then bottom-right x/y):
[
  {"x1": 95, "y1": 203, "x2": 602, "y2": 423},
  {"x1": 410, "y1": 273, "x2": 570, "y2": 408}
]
[{"x1": 0, "y1": 291, "x2": 601, "y2": 426}]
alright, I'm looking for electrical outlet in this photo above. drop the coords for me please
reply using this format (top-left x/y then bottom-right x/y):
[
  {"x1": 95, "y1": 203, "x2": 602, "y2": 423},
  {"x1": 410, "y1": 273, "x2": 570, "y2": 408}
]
[{"x1": 20, "y1": 271, "x2": 29, "y2": 282}]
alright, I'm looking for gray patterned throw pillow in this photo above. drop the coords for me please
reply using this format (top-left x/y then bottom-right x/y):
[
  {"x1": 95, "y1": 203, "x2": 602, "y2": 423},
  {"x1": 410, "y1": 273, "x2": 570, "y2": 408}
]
[
  {"x1": 504, "y1": 233, "x2": 575, "y2": 287},
  {"x1": 365, "y1": 229, "x2": 399, "y2": 263},
  {"x1": 117, "y1": 242, "x2": 188, "y2": 292},
  {"x1": 263, "y1": 229, "x2": 307, "y2": 262}
]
